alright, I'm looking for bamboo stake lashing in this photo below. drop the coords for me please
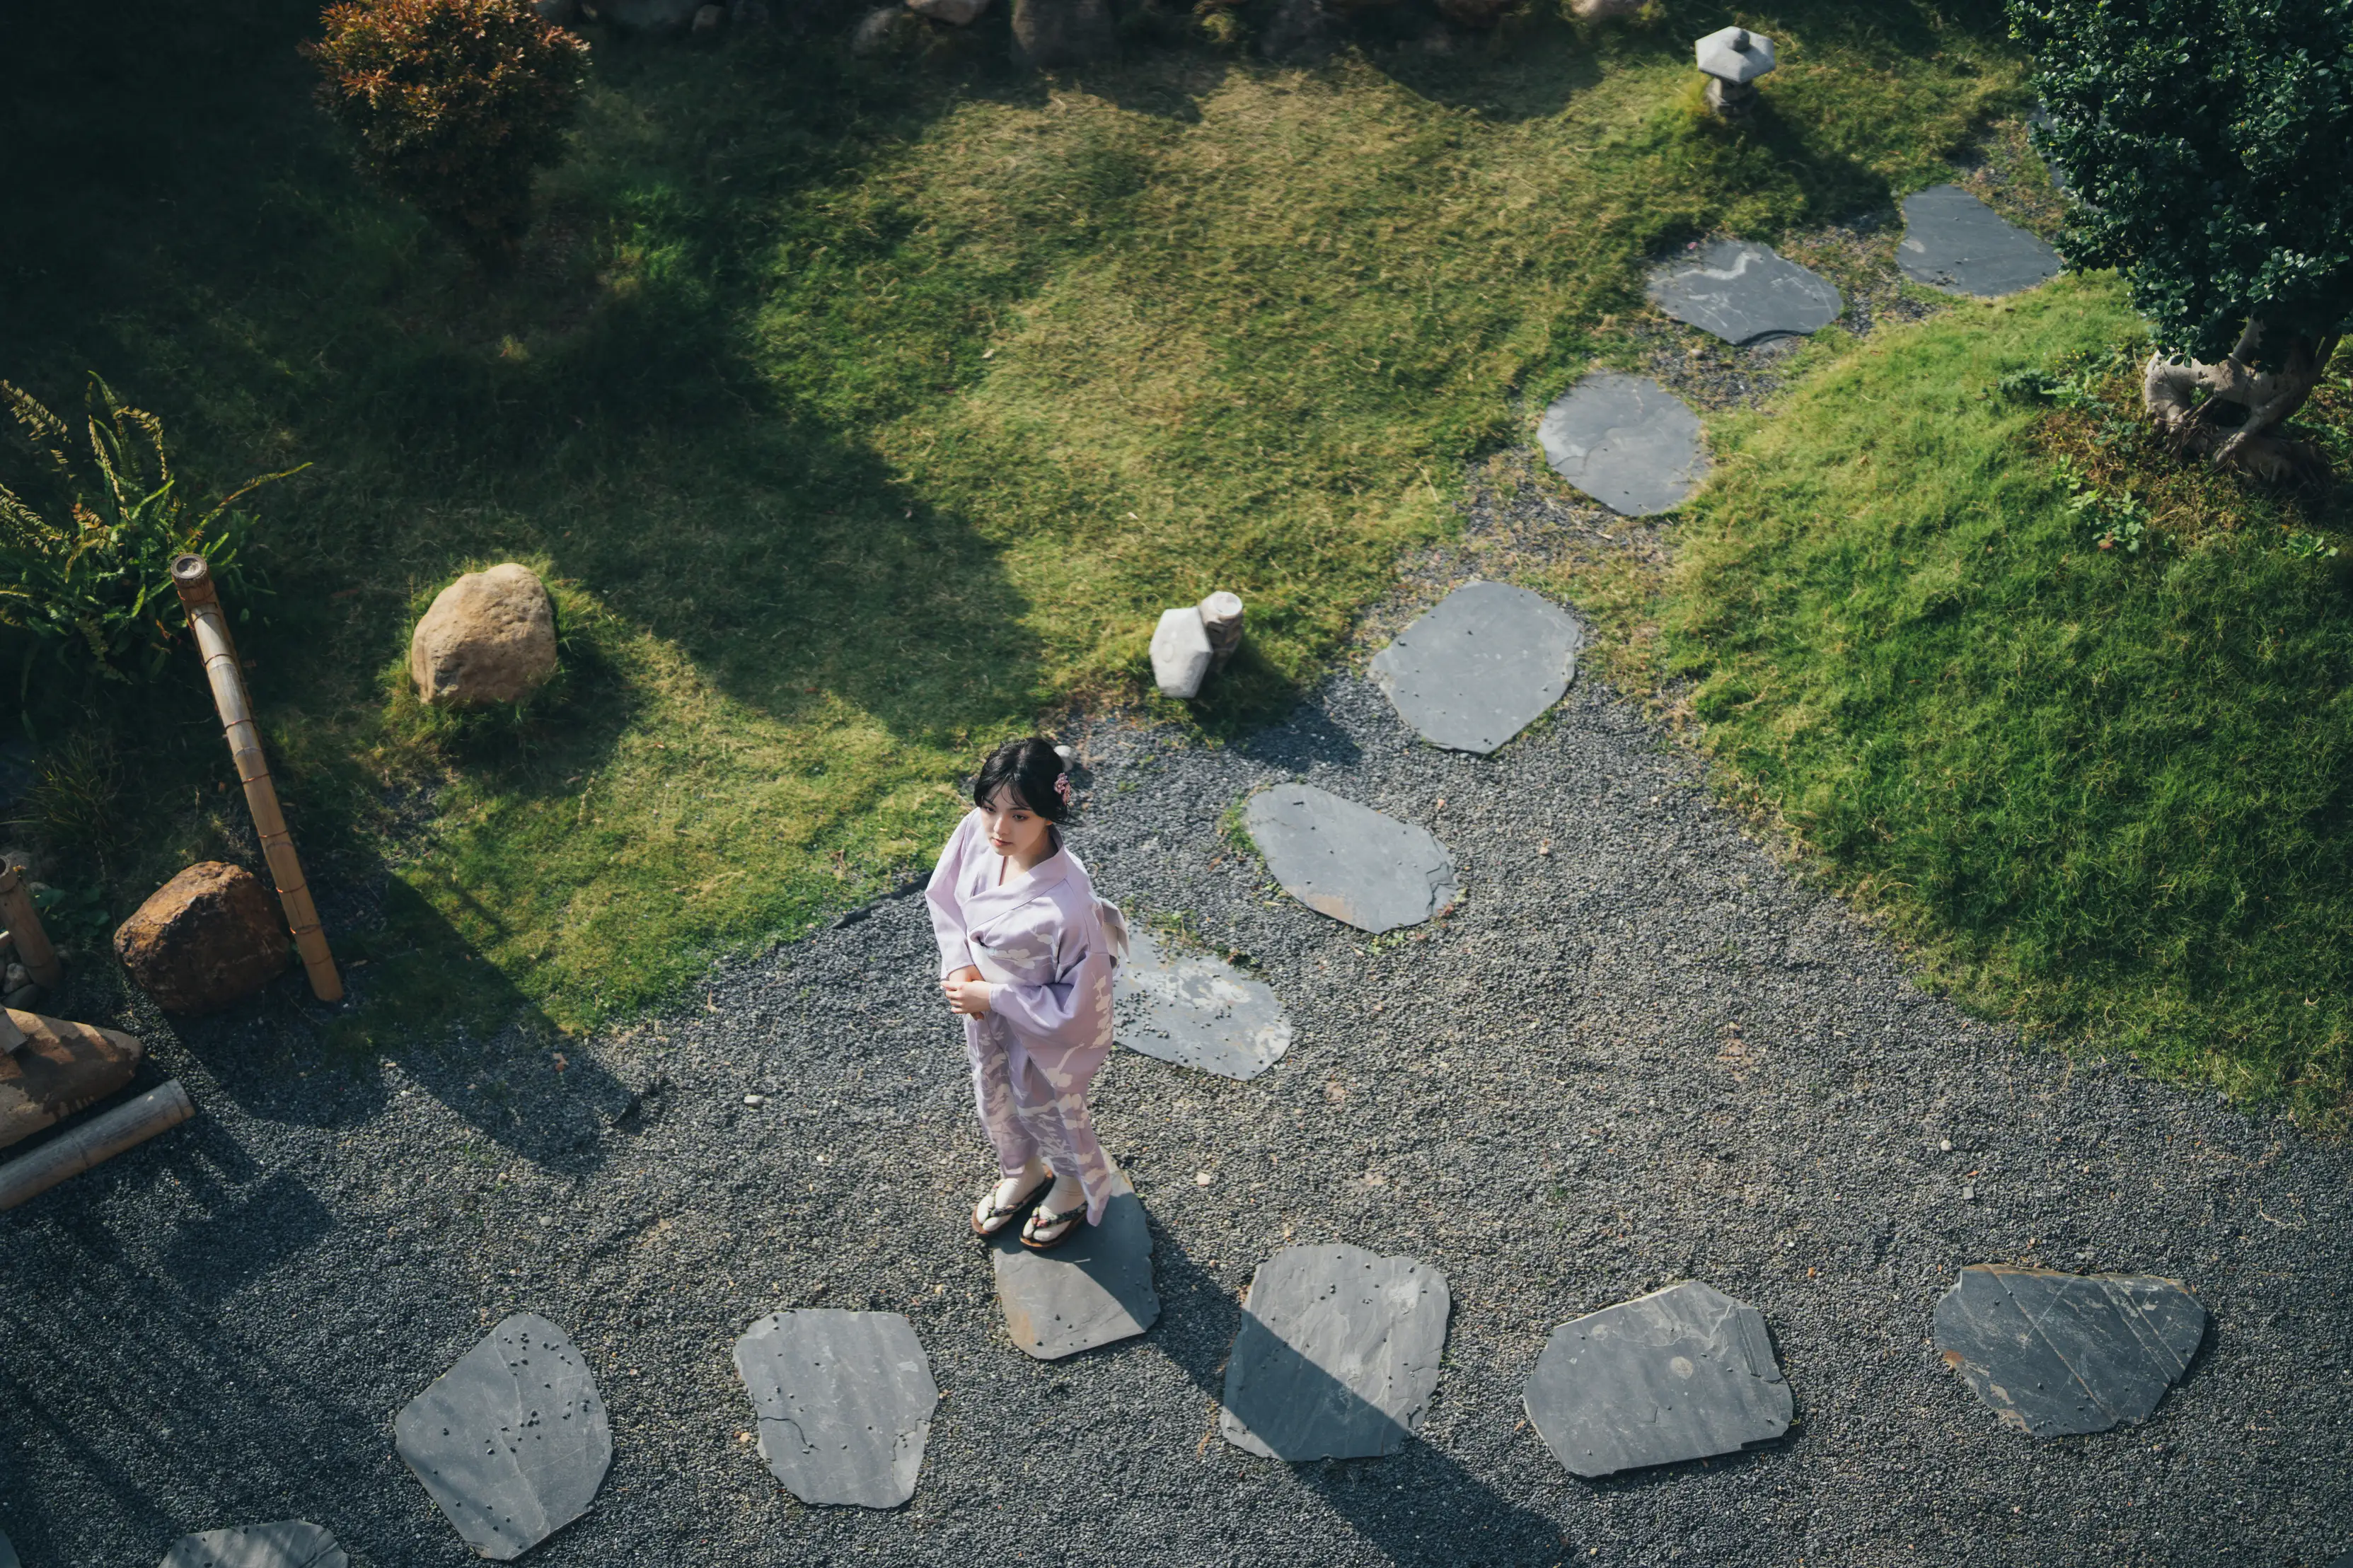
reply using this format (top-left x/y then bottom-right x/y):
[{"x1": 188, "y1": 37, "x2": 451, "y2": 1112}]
[
  {"x1": 170, "y1": 554, "x2": 343, "y2": 1003},
  {"x1": 0, "y1": 1079, "x2": 195, "y2": 1211},
  {"x1": 0, "y1": 863, "x2": 62, "y2": 989}
]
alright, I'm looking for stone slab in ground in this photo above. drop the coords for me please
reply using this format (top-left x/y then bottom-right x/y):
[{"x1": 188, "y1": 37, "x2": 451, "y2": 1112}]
[
  {"x1": 1115, "y1": 925, "x2": 1291, "y2": 1080},
  {"x1": 1220, "y1": 1245, "x2": 1450, "y2": 1460},
  {"x1": 1369, "y1": 581, "x2": 1583, "y2": 755},
  {"x1": 989, "y1": 1187, "x2": 1160, "y2": 1360},
  {"x1": 1522, "y1": 1280, "x2": 1792, "y2": 1478},
  {"x1": 393, "y1": 1313, "x2": 611, "y2": 1560},
  {"x1": 0, "y1": 1527, "x2": 16, "y2": 1568},
  {"x1": 1536, "y1": 372, "x2": 1709, "y2": 517},
  {"x1": 1933, "y1": 1265, "x2": 2205, "y2": 1437},
  {"x1": 1244, "y1": 784, "x2": 1457, "y2": 935},
  {"x1": 734, "y1": 1308, "x2": 939, "y2": 1508},
  {"x1": 1645, "y1": 240, "x2": 1842, "y2": 346},
  {"x1": 1898, "y1": 185, "x2": 2062, "y2": 297},
  {"x1": 159, "y1": 1521, "x2": 348, "y2": 1568}
]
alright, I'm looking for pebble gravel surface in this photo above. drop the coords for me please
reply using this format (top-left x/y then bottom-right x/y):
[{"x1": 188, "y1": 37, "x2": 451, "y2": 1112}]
[{"x1": 5, "y1": 659, "x2": 2351, "y2": 1568}]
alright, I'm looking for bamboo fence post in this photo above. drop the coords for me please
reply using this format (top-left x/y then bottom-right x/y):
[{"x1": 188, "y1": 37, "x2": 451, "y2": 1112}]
[
  {"x1": 170, "y1": 554, "x2": 343, "y2": 1003},
  {"x1": 0, "y1": 1079, "x2": 195, "y2": 1211},
  {"x1": 0, "y1": 864, "x2": 62, "y2": 988}
]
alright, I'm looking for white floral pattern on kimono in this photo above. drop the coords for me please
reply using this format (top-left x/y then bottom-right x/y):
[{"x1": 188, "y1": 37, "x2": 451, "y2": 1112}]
[{"x1": 925, "y1": 809, "x2": 1128, "y2": 1226}]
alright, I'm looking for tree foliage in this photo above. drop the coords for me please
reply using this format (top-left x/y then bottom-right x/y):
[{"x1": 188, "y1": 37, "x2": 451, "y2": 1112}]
[
  {"x1": 2011, "y1": 0, "x2": 2353, "y2": 361},
  {"x1": 308, "y1": 0, "x2": 589, "y2": 265},
  {"x1": 0, "y1": 378, "x2": 292, "y2": 688}
]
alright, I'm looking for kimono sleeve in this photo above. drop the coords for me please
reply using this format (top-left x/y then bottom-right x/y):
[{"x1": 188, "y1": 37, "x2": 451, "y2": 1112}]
[
  {"x1": 988, "y1": 905, "x2": 1116, "y2": 1055},
  {"x1": 925, "y1": 811, "x2": 985, "y2": 979}
]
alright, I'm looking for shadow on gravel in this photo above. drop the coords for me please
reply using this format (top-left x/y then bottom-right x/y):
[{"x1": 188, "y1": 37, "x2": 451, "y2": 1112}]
[
  {"x1": 1229, "y1": 699, "x2": 1366, "y2": 776},
  {"x1": 1147, "y1": 1225, "x2": 1570, "y2": 1566},
  {"x1": 158, "y1": 1171, "x2": 337, "y2": 1304}
]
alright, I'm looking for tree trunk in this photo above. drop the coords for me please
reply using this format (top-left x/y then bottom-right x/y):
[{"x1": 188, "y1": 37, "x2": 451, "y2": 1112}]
[{"x1": 2142, "y1": 317, "x2": 2340, "y2": 487}]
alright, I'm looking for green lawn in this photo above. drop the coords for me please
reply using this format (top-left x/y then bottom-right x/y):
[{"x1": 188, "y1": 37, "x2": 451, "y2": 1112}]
[
  {"x1": 1637, "y1": 274, "x2": 2353, "y2": 1125},
  {"x1": 3, "y1": 0, "x2": 2028, "y2": 1040}
]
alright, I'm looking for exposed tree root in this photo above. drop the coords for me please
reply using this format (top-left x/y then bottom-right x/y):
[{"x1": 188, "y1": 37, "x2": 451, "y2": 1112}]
[{"x1": 2142, "y1": 320, "x2": 2340, "y2": 488}]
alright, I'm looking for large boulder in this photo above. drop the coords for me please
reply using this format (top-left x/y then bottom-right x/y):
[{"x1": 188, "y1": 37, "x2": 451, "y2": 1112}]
[
  {"x1": 1011, "y1": 0, "x2": 1114, "y2": 66},
  {"x1": 410, "y1": 563, "x2": 558, "y2": 708},
  {"x1": 1257, "y1": 0, "x2": 1332, "y2": 59},
  {"x1": 114, "y1": 863, "x2": 289, "y2": 1015}
]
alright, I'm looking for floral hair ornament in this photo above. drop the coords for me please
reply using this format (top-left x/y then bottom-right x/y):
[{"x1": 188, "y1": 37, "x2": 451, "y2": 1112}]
[{"x1": 1053, "y1": 772, "x2": 1073, "y2": 804}]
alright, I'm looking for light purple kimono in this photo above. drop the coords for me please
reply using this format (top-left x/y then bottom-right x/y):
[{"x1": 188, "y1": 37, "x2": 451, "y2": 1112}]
[{"x1": 926, "y1": 809, "x2": 1128, "y2": 1226}]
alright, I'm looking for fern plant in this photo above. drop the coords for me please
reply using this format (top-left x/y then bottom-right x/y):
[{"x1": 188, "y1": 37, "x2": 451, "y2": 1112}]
[{"x1": 0, "y1": 376, "x2": 296, "y2": 690}]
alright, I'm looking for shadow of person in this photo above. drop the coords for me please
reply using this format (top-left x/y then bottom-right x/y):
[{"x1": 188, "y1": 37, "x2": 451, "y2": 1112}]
[{"x1": 1145, "y1": 1225, "x2": 1571, "y2": 1567}]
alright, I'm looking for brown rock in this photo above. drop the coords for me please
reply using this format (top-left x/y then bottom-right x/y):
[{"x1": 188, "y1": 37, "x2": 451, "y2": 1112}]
[
  {"x1": 114, "y1": 862, "x2": 290, "y2": 1014},
  {"x1": 0, "y1": 1009, "x2": 144, "y2": 1151},
  {"x1": 409, "y1": 563, "x2": 558, "y2": 708},
  {"x1": 1011, "y1": 0, "x2": 1114, "y2": 66}
]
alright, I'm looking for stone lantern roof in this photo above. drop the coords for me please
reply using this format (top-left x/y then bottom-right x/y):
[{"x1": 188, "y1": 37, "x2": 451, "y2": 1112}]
[{"x1": 1695, "y1": 25, "x2": 1776, "y2": 86}]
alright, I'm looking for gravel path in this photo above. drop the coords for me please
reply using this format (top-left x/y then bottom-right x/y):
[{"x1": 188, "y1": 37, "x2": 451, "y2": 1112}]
[{"x1": 6, "y1": 642, "x2": 2352, "y2": 1567}]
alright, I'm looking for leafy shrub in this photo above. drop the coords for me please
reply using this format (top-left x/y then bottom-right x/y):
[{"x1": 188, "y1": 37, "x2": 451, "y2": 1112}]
[
  {"x1": 0, "y1": 378, "x2": 291, "y2": 690},
  {"x1": 308, "y1": 0, "x2": 589, "y2": 267}
]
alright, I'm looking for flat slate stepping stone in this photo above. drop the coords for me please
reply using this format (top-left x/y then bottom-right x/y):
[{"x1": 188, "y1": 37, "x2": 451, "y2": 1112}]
[
  {"x1": 160, "y1": 1522, "x2": 349, "y2": 1568},
  {"x1": 1898, "y1": 185, "x2": 2062, "y2": 297},
  {"x1": 1522, "y1": 1280, "x2": 1791, "y2": 1479},
  {"x1": 394, "y1": 1313, "x2": 611, "y2": 1561},
  {"x1": 1220, "y1": 1245, "x2": 1450, "y2": 1461},
  {"x1": 989, "y1": 1185, "x2": 1160, "y2": 1359},
  {"x1": 1370, "y1": 581, "x2": 1584, "y2": 755},
  {"x1": 1933, "y1": 1265, "x2": 2205, "y2": 1437},
  {"x1": 733, "y1": 1308, "x2": 939, "y2": 1508},
  {"x1": 1646, "y1": 240, "x2": 1843, "y2": 346},
  {"x1": 0, "y1": 1527, "x2": 18, "y2": 1568},
  {"x1": 1244, "y1": 784, "x2": 1457, "y2": 936},
  {"x1": 1115, "y1": 927, "x2": 1290, "y2": 1080},
  {"x1": 1537, "y1": 372, "x2": 1709, "y2": 517}
]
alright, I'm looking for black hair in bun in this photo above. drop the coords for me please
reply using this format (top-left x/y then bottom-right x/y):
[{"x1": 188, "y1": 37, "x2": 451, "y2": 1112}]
[{"x1": 972, "y1": 736, "x2": 1071, "y2": 824}]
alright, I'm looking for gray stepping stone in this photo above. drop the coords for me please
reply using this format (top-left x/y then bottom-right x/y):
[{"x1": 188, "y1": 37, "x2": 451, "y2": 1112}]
[
  {"x1": 989, "y1": 1185, "x2": 1160, "y2": 1359},
  {"x1": 0, "y1": 1527, "x2": 18, "y2": 1568},
  {"x1": 1933, "y1": 1265, "x2": 2204, "y2": 1437},
  {"x1": 732, "y1": 1309, "x2": 939, "y2": 1508},
  {"x1": 1220, "y1": 1245, "x2": 1450, "y2": 1460},
  {"x1": 1898, "y1": 185, "x2": 2062, "y2": 297},
  {"x1": 1522, "y1": 1280, "x2": 1792, "y2": 1479},
  {"x1": 1116, "y1": 927, "x2": 1291, "y2": 1080},
  {"x1": 1370, "y1": 581, "x2": 1584, "y2": 755},
  {"x1": 1244, "y1": 784, "x2": 1457, "y2": 935},
  {"x1": 160, "y1": 1522, "x2": 349, "y2": 1568},
  {"x1": 1537, "y1": 372, "x2": 1709, "y2": 517},
  {"x1": 1645, "y1": 240, "x2": 1843, "y2": 346},
  {"x1": 394, "y1": 1313, "x2": 611, "y2": 1561}
]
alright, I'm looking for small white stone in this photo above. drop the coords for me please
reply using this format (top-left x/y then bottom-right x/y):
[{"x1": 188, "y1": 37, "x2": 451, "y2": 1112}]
[
  {"x1": 1195, "y1": 1171, "x2": 1215, "y2": 1186},
  {"x1": 1960, "y1": 1185, "x2": 1976, "y2": 1201},
  {"x1": 1151, "y1": 606, "x2": 1214, "y2": 699},
  {"x1": 744, "y1": 1093, "x2": 767, "y2": 1106}
]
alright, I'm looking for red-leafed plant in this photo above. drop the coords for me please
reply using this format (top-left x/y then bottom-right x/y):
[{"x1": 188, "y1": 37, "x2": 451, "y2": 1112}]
[{"x1": 308, "y1": 0, "x2": 589, "y2": 267}]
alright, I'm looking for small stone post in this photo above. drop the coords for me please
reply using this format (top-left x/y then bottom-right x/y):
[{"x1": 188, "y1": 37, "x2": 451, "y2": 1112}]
[
  {"x1": 1199, "y1": 592, "x2": 1245, "y2": 671},
  {"x1": 171, "y1": 554, "x2": 343, "y2": 1004}
]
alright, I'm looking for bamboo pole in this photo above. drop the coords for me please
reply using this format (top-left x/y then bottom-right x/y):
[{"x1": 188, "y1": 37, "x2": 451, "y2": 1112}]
[
  {"x1": 0, "y1": 1079, "x2": 195, "y2": 1211},
  {"x1": 0, "y1": 864, "x2": 62, "y2": 988},
  {"x1": 170, "y1": 554, "x2": 343, "y2": 1003}
]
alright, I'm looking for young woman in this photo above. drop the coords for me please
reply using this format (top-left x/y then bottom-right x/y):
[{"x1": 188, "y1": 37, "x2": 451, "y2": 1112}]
[{"x1": 925, "y1": 737, "x2": 1127, "y2": 1250}]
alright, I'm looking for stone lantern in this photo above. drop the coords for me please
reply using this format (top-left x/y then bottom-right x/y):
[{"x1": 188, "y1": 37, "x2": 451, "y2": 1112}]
[{"x1": 1695, "y1": 25, "x2": 1776, "y2": 118}]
